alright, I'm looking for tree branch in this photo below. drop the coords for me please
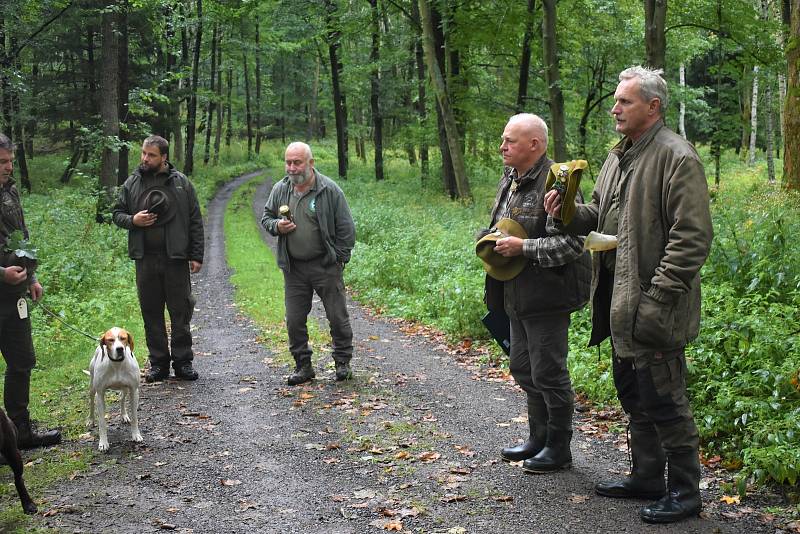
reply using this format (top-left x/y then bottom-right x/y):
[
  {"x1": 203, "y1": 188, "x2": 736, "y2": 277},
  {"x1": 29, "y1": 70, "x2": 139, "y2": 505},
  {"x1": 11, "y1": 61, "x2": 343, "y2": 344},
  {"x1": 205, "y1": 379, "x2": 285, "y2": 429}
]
[
  {"x1": 11, "y1": 2, "x2": 74, "y2": 60},
  {"x1": 665, "y1": 22, "x2": 773, "y2": 65}
]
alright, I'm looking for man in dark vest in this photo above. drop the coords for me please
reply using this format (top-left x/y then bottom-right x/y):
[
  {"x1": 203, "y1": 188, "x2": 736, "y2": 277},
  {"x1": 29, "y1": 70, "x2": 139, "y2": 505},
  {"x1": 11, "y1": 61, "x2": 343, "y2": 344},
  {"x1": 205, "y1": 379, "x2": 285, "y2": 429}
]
[
  {"x1": 0, "y1": 133, "x2": 61, "y2": 448},
  {"x1": 113, "y1": 135, "x2": 204, "y2": 382},
  {"x1": 485, "y1": 114, "x2": 590, "y2": 473}
]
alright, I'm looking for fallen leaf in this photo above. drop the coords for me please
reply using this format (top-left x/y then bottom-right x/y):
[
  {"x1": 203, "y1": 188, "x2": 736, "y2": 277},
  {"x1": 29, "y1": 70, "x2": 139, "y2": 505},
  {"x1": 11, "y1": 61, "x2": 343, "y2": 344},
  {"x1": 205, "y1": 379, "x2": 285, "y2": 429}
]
[
  {"x1": 720, "y1": 495, "x2": 740, "y2": 505},
  {"x1": 568, "y1": 494, "x2": 590, "y2": 504},
  {"x1": 449, "y1": 466, "x2": 471, "y2": 475},
  {"x1": 383, "y1": 521, "x2": 403, "y2": 531},
  {"x1": 220, "y1": 479, "x2": 242, "y2": 486},
  {"x1": 418, "y1": 451, "x2": 441, "y2": 463},
  {"x1": 493, "y1": 495, "x2": 513, "y2": 502},
  {"x1": 394, "y1": 451, "x2": 411, "y2": 460}
]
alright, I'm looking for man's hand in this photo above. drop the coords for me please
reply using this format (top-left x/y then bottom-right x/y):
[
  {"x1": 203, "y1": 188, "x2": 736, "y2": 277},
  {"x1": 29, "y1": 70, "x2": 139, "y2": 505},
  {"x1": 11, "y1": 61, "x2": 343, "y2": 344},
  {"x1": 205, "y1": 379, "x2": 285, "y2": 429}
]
[
  {"x1": 494, "y1": 236, "x2": 524, "y2": 257},
  {"x1": 277, "y1": 218, "x2": 296, "y2": 234},
  {"x1": 3, "y1": 265, "x2": 27, "y2": 285},
  {"x1": 543, "y1": 189, "x2": 562, "y2": 219},
  {"x1": 189, "y1": 260, "x2": 202, "y2": 274},
  {"x1": 29, "y1": 281, "x2": 43, "y2": 301},
  {"x1": 133, "y1": 210, "x2": 157, "y2": 227}
]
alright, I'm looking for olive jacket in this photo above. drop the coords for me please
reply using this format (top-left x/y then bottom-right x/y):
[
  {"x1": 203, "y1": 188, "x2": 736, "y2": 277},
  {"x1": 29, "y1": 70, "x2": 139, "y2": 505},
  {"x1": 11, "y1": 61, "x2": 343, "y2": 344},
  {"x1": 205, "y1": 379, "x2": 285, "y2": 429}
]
[{"x1": 563, "y1": 121, "x2": 713, "y2": 358}]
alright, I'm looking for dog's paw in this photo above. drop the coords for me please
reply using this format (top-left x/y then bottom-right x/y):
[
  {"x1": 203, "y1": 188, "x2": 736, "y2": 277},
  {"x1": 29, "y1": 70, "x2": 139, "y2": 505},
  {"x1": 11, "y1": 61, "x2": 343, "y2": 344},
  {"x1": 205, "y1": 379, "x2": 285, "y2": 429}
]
[
  {"x1": 131, "y1": 431, "x2": 143, "y2": 442},
  {"x1": 85, "y1": 418, "x2": 94, "y2": 429},
  {"x1": 122, "y1": 414, "x2": 131, "y2": 424},
  {"x1": 98, "y1": 440, "x2": 110, "y2": 452}
]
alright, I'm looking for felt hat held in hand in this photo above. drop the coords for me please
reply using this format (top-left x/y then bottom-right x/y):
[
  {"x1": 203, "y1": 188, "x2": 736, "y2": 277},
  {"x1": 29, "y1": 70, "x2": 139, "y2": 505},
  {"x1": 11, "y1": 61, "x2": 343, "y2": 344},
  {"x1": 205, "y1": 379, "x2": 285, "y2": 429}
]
[
  {"x1": 138, "y1": 185, "x2": 178, "y2": 227},
  {"x1": 545, "y1": 160, "x2": 587, "y2": 226},
  {"x1": 475, "y1": 218, "x2": 528, "y2": 282}
]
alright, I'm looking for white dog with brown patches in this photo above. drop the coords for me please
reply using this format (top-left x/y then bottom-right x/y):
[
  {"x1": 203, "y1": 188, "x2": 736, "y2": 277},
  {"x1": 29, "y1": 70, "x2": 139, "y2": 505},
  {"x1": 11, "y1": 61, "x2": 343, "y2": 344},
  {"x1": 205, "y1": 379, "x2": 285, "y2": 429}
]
[{"x1": 86, "y1": 327, "x2": 143, "y2": 451}]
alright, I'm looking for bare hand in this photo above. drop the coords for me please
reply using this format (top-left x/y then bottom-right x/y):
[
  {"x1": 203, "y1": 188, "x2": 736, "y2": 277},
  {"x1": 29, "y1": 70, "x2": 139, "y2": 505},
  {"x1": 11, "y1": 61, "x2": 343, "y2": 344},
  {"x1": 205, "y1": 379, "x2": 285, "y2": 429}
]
[
  {"x1": 277, "y1": 218, "x2": 296, "y2": 234},
  {"x1": 3, "y1": 265, "x2": 27, "y2": 285},
  {"x1": 543, "y1": 189, "x2": 562, "y2": 219},
  {"x1": 29, "y1": 281, "x2": 43, "y2": 301},
  {"x1": 133, "y1": 210, "x2": 157, "y2": 227},
  {"x1": 494, "y1": 236, "x2": 523, "y2": 257},
  {"x1": 189, "y1": 260, "x2": 202, "y2": 273}
]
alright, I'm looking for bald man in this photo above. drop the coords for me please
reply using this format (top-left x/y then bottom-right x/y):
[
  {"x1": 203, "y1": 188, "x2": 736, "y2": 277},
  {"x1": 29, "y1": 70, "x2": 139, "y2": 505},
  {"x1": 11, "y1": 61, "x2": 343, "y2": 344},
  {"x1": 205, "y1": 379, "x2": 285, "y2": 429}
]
[
  {"x1": 485, "y1": 114, "x2": 590, "y2": 473},
  {"x1": 261, "y1": 142, "x2": 356, "y2": 386}
]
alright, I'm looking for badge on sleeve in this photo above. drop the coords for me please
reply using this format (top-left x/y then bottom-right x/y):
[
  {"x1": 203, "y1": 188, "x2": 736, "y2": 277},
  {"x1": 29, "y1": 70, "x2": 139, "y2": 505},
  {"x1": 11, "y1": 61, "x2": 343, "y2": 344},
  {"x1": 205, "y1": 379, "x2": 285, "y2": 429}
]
[{"x1": 17, "y1": 297, "x2": 27, "y2": 319}]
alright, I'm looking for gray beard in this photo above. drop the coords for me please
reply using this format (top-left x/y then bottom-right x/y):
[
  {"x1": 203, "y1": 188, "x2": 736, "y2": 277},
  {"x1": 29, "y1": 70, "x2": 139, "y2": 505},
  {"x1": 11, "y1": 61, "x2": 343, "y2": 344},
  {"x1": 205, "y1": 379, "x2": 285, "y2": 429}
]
[{"x1": 289, "y1": 171, "x2": 311, "y2": 185}]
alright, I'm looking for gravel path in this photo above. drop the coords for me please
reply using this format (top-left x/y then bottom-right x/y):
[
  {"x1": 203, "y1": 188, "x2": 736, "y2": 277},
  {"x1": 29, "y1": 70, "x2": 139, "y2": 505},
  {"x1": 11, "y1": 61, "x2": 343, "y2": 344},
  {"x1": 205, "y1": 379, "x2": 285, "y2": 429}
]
[{"x1": 38, "y1": 172, "x2": 769, "y2": 533}]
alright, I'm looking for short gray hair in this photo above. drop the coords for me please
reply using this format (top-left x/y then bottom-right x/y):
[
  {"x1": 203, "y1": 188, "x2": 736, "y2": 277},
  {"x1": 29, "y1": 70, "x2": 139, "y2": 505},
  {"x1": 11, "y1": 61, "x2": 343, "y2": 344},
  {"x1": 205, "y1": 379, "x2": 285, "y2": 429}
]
[
  {"x1": 619, "y1": 66, "x2": 668, "y2": 115},
  {"x1": 0, "y1": 133, "x2": 12, "y2": 152},
  {"x1": 508, "y1": 113, "x2": 549, "y2": 149},
  {"x1": 286, "y1": 141, "x2": 313, "y2": 162}
]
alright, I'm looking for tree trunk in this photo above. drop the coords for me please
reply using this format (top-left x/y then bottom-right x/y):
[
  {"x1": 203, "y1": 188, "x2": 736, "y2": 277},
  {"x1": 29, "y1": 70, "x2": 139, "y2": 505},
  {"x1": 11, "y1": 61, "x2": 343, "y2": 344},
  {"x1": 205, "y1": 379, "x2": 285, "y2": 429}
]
[
  {"x1": 783, "y1": 2, "x2": 799, "y2": 189},
  {"x1": 679, "y1": 63, "x2": 687, "y2": 140},
  {"x1": 184, "y1": 0, "x2": 203, "y2": 175},
  {"x1": 60, "y1": 148, "x2": 83, "y2": 184},
  {"x1": 516, "y1": 0, "x2": 536, "y2": 113},
  {"x1": 644, "y1": 0, "x2": 667, "y2": 70},
  {"x1": 325, "y1": 0, "x2": 349, "y2": 178},
  {"x1": 418, "y1": 0, "x2": 470, "y2": 200},
  {"x1": 308, "y1": 52, "x2": 321, "y2": 139},
  {"x1": 117, "y1": 1, "x2": 129, "y2": 184},
  {"x1": 541, "y1": 0, "x2": 567, "y2": 161},
  {"x1": 748, "y1": 65, "x2": 759, "y2": 166},
  {"x1": 255, "y1": 21, "x2": 263, "y2": 154},
  {"x1": 203, "y1": 24, "x2": 218, "y2": 165},
  {"x1": 99, "y1": 1, "x2": 120, "y2": 219},
  {"x1": 765, "y1": 73, "x2": 775, "y2": 184},
  {"x1": 225, "y1": 67, "x2": 233, "y2": 148},
  {"x1": 369, "y1": 0, "x2": 384, "y2": 181},
  {"x1": 243, "y1": 46, "x2": 253, "y2": 160},
  {"x1": 778, "y1": 73, "x2": 786, "y2": 157},
  {"x1": 712, "y1": 0, "x2": 723, "y2": 188},
  {"x1": 429, "y1": 2, "x2": 456, "y2": 196},
  {"x1": 213, "y1": 35, "x2": 223, "y2": 165},
  {"x1": 411, "y1": 0, "x2": 428, "y2": 179}
]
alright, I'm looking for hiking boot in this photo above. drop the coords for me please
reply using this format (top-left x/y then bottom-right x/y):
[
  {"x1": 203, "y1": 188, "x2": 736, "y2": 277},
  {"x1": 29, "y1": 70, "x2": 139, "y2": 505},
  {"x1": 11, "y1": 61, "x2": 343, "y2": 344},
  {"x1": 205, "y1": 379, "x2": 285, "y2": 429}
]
[
  {"x1": 145, "y1": 365, "x2": 170, "y2": 383},
  {"x1": 335, "y1": 361, "x2": 352, "y2": 382},
  {"x1": 174, "y1": 363, "x2": 199, "y2": 381},
  {"x1": 16, "y1": 419, "x2": 61, "y2": 449},
  {"x1": 288, "y1": 362, "x2": 315, "y2": 386}
]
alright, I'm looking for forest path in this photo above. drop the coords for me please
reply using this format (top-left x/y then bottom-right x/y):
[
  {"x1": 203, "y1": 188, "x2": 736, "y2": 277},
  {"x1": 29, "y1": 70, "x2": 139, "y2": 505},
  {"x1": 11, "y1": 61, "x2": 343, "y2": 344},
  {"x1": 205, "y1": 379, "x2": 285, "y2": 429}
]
[{"x1": 38, "y1": 172, "x2": 760, "y2": 533}]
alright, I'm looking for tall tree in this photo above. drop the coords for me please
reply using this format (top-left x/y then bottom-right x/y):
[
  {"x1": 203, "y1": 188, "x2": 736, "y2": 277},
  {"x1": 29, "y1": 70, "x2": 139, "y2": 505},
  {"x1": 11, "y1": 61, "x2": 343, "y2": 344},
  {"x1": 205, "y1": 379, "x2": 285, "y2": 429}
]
[
  {"x1": 254, "y1": 20, "x2": 263, "y2": 154},
  {"x1": 748, "y1": 65, "x2": 759, "y2": 165},
  {"x1": 117, "y1": 0, "x2": 129, "y2": 184},
  {"x1": 516, "y1": 0, "x2": 536, "y2": 113},
  {"x1": 99, "y1": 0, "x2": 120, "y2": 217},
  {"x1": 369, "y1": 0, "x2": 384, "y2": 181},
  {"x1": 184, "y1": 0, "x2": 203, "y2": 175},
  {"x1": 324, "y1": 0, "x2": 349, "y2": 178},
  {"x1": 203, "y1": 23, "x2": 218, "y2": 166},
  {"x1": 783, "y1": 0, "x2": 799, "y2": 188},
  {"x1": 418, "y1": 0, "x2": 470, "y2": 200},
  {"x1": 541, "y1": 0, "x2": 567, "y2": 161},
  {"x1": 644, "y1": 0, "x2": 667, "y2": 70}
]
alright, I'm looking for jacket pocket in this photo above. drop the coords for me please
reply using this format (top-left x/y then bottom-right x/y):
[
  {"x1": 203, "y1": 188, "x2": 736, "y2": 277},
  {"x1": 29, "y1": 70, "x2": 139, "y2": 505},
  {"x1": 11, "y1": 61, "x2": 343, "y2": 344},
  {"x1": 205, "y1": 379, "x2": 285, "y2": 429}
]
[{"x1": 632, "y1": 291, "x2": 676, "y2": 347}]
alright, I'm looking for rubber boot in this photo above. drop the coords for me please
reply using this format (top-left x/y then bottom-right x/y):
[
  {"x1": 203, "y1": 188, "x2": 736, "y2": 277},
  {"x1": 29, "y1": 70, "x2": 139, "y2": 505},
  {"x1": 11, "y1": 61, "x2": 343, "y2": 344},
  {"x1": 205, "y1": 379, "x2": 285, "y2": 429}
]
[
  {"x1": 501, "y1": 400, "x2": 548, "y2": 462},
  {"x1": 14, "y1": 417, "x2": 61, "y2": 449},
  {"x1": 522, "y1": 406, "x2": 573, "y2": 473},
  {"x1": 596, "y1": 423, "x2": 666, "y2": 499},
  {"x1": 639, "y1": 451, "x2": 702, "y2": 523}
]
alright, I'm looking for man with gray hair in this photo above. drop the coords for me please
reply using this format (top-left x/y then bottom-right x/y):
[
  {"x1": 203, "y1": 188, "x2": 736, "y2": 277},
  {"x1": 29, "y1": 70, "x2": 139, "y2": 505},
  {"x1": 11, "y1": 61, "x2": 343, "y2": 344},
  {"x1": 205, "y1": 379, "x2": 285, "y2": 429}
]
[
  {"x1": 544, "y1": 66, "x2": 713, "y2": 523},
  {"x1": 261, "y1": 142, "x2": 355, "y2": 385},
  {"x1": 484, "y1": 114, "x2": 590, "y2": 473}
]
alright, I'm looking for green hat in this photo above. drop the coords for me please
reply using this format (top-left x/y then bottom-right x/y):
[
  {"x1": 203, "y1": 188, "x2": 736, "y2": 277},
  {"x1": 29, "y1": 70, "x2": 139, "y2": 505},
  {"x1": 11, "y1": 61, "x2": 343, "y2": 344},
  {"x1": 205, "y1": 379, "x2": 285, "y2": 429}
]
[
  {"x1": 545, "y1": 160, "x2": 587, "y2": 226},
  {"x1": 475, "y1": 218, "x2": 528, "y2": 281}
]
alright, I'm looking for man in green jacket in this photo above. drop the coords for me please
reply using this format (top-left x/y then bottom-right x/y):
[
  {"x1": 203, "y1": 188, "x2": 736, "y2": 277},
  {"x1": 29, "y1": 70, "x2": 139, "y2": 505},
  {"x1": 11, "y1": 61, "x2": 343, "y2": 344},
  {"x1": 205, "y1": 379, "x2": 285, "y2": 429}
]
[
  {"x1": 544, "y1": 66, "x2": 713, "y2": 524},
  {"x1": 261, "y1": 142, "x2": 356, "y2": 386},
  {"x1": 0, "y1": 133, "x2": 61, "y2": 449},
  {"x1": 113, "y1": 135, "x2": 204, "y2": 383}
]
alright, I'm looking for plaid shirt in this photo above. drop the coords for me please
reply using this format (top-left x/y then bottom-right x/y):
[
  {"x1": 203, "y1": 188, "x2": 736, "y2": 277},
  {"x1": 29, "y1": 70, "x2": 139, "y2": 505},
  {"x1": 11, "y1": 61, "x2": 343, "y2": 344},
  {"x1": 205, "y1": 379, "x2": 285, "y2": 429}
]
[{"x1": 494, "y1": 162, "x2": 585, "y2": 269}]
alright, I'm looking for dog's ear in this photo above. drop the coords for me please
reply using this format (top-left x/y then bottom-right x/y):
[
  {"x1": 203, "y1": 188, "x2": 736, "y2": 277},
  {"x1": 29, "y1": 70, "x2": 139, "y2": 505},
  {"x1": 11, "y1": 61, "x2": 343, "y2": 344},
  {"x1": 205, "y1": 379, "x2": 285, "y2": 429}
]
[{"x1": 127, "y1": 331, "x2": 134, "y2": 352}]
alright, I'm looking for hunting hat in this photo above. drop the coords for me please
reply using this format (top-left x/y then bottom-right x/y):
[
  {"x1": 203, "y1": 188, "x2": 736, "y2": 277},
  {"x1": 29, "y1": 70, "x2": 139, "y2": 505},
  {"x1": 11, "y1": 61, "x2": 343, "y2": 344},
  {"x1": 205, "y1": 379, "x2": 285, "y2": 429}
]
[
  {"x1": 475, "y1": 218, "x2": 528, "y2": 281},
  {"x1": 138, "y1": 185, "x2": 177, "y2": 227},
  {"x1": 545, "y1": 160, "x2": 587, "y2": 226}
]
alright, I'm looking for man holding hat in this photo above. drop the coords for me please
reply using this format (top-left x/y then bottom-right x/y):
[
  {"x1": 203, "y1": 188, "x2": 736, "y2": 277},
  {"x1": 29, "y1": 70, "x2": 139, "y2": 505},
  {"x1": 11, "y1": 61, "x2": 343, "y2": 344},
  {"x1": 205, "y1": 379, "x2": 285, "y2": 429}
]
[
  {"x1": 481, "y1": 113, "x2": 590, "y2": 473},
  {"x1": 544, "y1": 66, "x2": 713, "y2": 523},
  {"x1": 113, "y1": 135, "x2": 204, "y2": 382}
]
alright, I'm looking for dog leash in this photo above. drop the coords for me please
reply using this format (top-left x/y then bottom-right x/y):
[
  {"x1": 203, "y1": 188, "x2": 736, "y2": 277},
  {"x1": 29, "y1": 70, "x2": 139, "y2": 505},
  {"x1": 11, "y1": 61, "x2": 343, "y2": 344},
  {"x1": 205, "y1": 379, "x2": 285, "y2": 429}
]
[{"x1": 32, "y1": 301, "x2": 98, "y2": 342}]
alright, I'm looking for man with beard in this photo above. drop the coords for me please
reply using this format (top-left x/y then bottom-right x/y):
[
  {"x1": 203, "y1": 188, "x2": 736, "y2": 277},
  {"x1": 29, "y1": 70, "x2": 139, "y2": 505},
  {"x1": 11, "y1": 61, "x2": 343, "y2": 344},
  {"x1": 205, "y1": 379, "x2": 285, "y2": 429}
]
[
  {"x1": 0, "y1": 133, "x2": 61, "y2": 448},
  {"x1": 261, "y1": 142, "x2": 355, "y2": 386},
  {"x1": 113, "y1": 135, "x2": 204, "y2": 382}
]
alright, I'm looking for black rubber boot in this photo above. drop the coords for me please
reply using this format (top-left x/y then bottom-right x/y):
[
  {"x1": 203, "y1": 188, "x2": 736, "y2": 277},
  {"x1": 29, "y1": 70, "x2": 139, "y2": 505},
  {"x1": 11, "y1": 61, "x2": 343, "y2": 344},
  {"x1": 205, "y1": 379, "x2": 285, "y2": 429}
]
[
  {"x1": 501, "y1": 401, "x2": 547, "y2": 462},
  {"x1": 522, "y1": 406, "x2": 573, "y2": 473},
  {"x1": 335, "y1": 360, "x2": 352, "y2": 381},
  {"x1": 596, "y1": 423, "x2": 666, "y2": 499},
  {"x1": 287, "y1": 361, "x2": 315, "y2": 386},
  {"x1": 639, "y1": 450, "x2": 702, "y2": 523}
]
